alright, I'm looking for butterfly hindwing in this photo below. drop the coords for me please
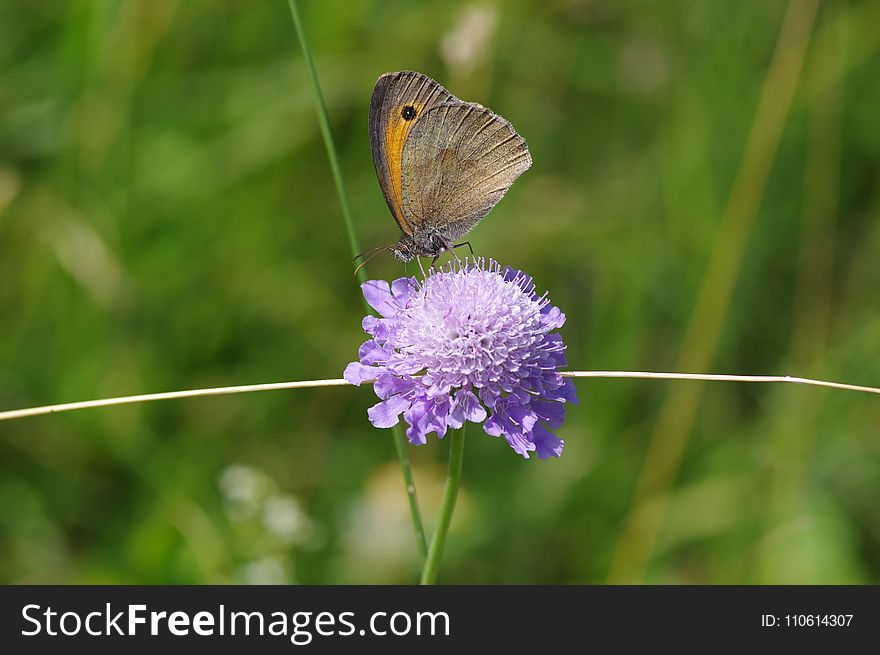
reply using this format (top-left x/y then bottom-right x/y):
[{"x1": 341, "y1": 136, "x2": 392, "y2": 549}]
[{"x1": 400, "y1": 101, "x2": 532, "y2": 240}]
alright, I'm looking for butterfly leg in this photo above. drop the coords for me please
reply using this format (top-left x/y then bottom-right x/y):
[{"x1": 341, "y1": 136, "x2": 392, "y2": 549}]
[{"x1": 453, "y1": 241, "x2": 475, "y2": 258}]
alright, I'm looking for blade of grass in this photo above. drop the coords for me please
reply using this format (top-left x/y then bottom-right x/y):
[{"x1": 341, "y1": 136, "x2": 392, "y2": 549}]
[
  {"x1": 287, "y1": 0, "x2": 363, "y2": 276},
  {"x1": 758, "y1": 5, "x2": 845, "y2": 584},
  {"x1": 607, "y1": 0, "x2": 821, "y2": 583},
  {"x1": 286, "y1": 0, "x2": 428, "y2": 563},
  {"x1": 3, "y1": 370, "x2": 876, "y2": 422}
]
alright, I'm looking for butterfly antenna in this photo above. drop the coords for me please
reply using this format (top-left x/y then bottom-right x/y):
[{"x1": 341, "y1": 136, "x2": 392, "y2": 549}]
[
  {"x1": 352, "y1": 243, "x2": 391, "y2": 264},
  {"x1": 353, "y1": 246, "x2": 391, "y2": 277}
]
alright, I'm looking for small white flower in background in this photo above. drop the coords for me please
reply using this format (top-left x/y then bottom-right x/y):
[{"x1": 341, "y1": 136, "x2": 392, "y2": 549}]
[
  {"x1": 263, "y1": 495, "x2": 313, "y2": 545},
  {"x1": 219, "y1": 464, "x2": 267, "y2": 521},
  {"x1": 218, "y1": 464, "x2": 319, "y2": 583},
  {"x1": 441, "y1": 4, "x2": 498, "y2": 77},
  {"x1": 240, "y1": 556, "x2": 289, "y2": 585}
]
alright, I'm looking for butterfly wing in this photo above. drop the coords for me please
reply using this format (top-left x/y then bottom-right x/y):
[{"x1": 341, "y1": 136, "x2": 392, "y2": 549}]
[
  {"x1": 368, "y1": 71, "x2": 457, "y2": 236},
  {"x1": 400, "y1": 101, "x2": 531, "y2": 241}
]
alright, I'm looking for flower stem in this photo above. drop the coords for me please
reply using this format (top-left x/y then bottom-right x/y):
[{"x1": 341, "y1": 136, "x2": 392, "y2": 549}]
[
  {"x1": 391, "y1": 427, "x2": 428, "y2": 562},
  {"x1": 286, "y1": 0, "x2": 428, "y2": 563},
  {"x1": 420, "y1": 425, "x2": 466, "y2": 585}
]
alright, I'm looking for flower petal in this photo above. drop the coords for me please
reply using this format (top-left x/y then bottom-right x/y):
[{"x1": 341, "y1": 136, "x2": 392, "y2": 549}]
[
  {"x1": 479, "y1": 386, "x2": 500, "y2": 407},
  {"x1": 483, "y1": 413, "x2": 503, "y2": 437},
  {"x1": 373, "y1": 372, "x2": 418, "y2": 400},
  {"x1": 367, "y1": 394, "x2": 411, "y2": 428},
  {"x1": 358, "y1": 340, "x2": 391, "y2": 366},
  {"x1": 361, "y1": 280, "x2": 398, "y2": 317},
  {"x1": 386, "y1": 359, "x2": 426, "y2": 376},
  {"x1": 541, "y1": 305, "x2": 566, "y2": 329},
  {"x1": 559, "y1": 378, "x2": 579, "y2": 404},
  {"x1": 506, "y1": 400, "x2": 538, "y2": 433},
  {"x1": 362, "y1": 315, "x2": 391, "y2": 341},
  {"x1": 403, "y1": 401, "x2": 431, "y2": 445},
  {"x1": 543, "y1": 333, "x2": 568, "y2": 366},
  {"x1": 532, "y1": 399, "x2": 566, "y2": 430},
  {"x1": 448, "y1": 388, "x2": 486, "y2": 429},
  {"x1": 426, "y1": 395, "x2": 451, "y2": 439},
  {"x1": 343, "y1": 362, "x2": 376, "y2": 386},
  {"x1": 391, "y1": 277, "x2": 419, "y2": 306},
  {"x1": 531, "y1": 423, "x2": 564, "y2": 459},
  {"x1": 504, "y1": 431, "x2": 536, "y2": 458}
]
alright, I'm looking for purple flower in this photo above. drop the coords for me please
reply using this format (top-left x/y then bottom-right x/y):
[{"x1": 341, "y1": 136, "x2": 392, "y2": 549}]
[{"x1": 345, "y1": 259, "x2": 578, "y2": 459}]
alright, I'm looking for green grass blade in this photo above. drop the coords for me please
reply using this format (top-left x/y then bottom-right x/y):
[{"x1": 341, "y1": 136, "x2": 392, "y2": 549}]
[{"x1": 286, "y1": 0, "x2": 428, "y2": 564}]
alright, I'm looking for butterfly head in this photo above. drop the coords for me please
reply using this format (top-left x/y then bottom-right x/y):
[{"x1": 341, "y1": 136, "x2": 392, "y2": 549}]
[{"x1": 392, "y1": 229, "x2": 451, "y2": 263}]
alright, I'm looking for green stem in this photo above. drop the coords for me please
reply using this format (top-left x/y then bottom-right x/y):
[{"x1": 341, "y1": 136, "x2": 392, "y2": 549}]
[
  {"x1": 286, "y1": 0, "x2": 428, "y2": 564},
  {"x1": 420, "y1": 425, "x2": 466, "y2": 584},
  {"x1": 391, "y1": 424, "x2": 428, "y2": 562}
]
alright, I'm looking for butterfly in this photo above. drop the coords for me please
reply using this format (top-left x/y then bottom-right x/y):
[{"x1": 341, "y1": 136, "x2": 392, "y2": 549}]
[{"x1": 356, "y1": 70, "x2": 531, "y2": 272}]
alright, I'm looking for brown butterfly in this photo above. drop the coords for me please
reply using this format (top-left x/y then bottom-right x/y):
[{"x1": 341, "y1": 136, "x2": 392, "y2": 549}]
[{"x1": 356, "y1": 70, "x2": 531, "y2": 272}]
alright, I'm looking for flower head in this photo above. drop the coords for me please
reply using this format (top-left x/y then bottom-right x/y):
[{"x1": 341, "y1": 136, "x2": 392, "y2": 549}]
[{"x1": 345, "y1": 259, "x2": 577, "y2": 459}]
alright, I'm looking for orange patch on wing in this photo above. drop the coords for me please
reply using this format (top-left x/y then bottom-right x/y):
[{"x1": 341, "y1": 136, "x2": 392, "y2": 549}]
[{"x1": 384, "y1": 103, "x2": 426, "y2": 234}]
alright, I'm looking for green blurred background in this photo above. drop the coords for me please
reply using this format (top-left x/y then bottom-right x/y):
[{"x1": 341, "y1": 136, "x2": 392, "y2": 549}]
[{"x1": 1, "y1": 0, "x2": 878, "y2": 584}]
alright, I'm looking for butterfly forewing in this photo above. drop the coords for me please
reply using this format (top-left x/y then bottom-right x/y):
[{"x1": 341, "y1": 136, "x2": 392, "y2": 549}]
[
  {"x1": 400, "y1": 102, "x2": 532, "y2": 241},
  {"x1": 368, "y1": 71, "x2": 457, "y2": 235}
]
